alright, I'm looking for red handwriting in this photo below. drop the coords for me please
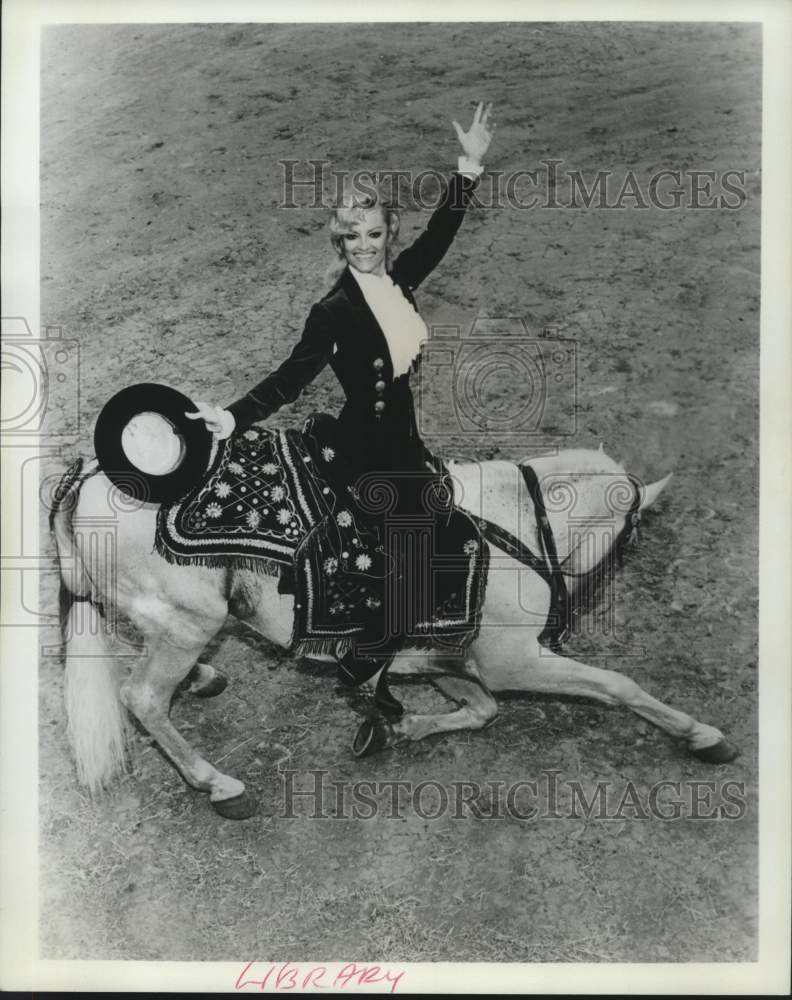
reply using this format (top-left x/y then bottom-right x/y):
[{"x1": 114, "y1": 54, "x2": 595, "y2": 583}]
[{"x1": 235, "y1": 961, "x2": 405, "y2": 993}]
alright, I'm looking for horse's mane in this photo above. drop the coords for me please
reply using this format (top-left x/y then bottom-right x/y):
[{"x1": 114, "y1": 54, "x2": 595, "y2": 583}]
[{"x1": 564, "y1": 525, "x2": 638, "y2": 629}]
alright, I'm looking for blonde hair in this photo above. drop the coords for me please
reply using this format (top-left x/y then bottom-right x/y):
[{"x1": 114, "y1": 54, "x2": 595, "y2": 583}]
[{"x1": 324, "y1": 177, "x2": 401, "y2": 285}]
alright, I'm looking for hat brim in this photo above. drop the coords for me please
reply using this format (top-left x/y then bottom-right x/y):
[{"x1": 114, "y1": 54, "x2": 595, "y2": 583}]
[{"x1": 94, "y1": 383, "x2": 213, "y2": 504}]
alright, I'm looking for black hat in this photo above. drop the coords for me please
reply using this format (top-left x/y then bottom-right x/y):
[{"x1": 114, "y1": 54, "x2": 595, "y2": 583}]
[{"x1": 94, "y1": 383, "x2": 213, "y2": 504}]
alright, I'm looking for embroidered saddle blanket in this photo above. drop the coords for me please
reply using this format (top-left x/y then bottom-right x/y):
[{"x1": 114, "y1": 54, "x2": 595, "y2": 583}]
[{"x1": 155, "y1": 420, "x2": 488, "y2": 654}]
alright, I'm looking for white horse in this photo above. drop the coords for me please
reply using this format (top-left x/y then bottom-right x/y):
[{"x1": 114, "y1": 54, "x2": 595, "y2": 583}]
[{"x1": 50, "y1": 444, "x2": 738, "y2": 820}]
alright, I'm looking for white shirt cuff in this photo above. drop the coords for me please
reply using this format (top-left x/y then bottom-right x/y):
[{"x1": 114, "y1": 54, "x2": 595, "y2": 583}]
[
  {"x1": 457, "y1": 155, "x2": 484, "y2": 179},
  {"x1": 218, "y1": 408, "x2": 236, "y2": 439}
]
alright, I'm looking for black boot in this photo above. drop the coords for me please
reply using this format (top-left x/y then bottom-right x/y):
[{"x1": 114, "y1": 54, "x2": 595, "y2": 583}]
[
  {"x1": 336, "y1": 649, "x2": 388, "y2": 687},
  {"x1": 373, "y1": 662, "x2": 404, "y2": 719}
]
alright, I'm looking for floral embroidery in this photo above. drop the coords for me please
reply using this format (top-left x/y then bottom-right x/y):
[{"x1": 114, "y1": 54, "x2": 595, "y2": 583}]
[
  {"x1": 463, "y1": 539, "x2": 479, "y2": 555},
  {"x1": 205, "y1": 503, "x2": 222, "y2": 519},
  {"x1": 355, "y1": 553, "x2": 372, "y2": 571},
  {"x1": 336, "y1": 510, "x2": 352, "y2": 527},
  {"x1": 243, "y1": 430, "x2": 259, "y2": 441},
  {"x1": 215, "y1": 481, "x2": 231, "y2": 498},
  {"x1": 277, "y1": 507, "x2": 292, "y2": 525},
  {"x1": 365, "y1": 596, "x2": 382, "y2": 610},
  {"x1": 322, "y1": 446, "x2": 335, "y2": 462},
  {"x1": 228, "y1": 461, "x2": 244, "y2": 476},
  {"x1": 246, "y1": 510, "x2": 261, "y2": 529},
  {"x1": 270, "y1": 485, "x2": 285, "y2": 502},
  {"x1": 261, "y1": 462, "x2": 278, "y2": 476},
  {"x1": 323, "y1": 557, "x2": 338, "y2": 576}
]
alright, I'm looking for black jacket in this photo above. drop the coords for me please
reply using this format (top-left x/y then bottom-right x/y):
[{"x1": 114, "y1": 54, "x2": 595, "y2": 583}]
[{"x1": 227, "y1": 171, "x2": 479, "y2": 477}]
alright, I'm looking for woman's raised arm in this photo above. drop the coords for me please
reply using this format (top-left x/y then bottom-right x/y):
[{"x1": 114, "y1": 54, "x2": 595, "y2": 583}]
[{"x1": 390, "y1": 102, "x2": 495, "y2": 291}]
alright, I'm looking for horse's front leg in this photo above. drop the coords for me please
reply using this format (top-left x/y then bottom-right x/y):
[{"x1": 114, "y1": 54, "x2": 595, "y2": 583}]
[
  {"x1": 470, "y1": 555, "x2": 738, "y2": 762},
  {"x1": 121, "y1": 632, "x2": 257, "y2": 820},
  {"x1": 481, "y1": 639, "x2": 739, "y2": 763}
]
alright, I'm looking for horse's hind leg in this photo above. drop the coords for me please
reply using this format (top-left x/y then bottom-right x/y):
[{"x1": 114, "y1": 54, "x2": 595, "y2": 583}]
[
  {"x1": 423, "y1": 672, "x2": 498, "y2": 737},
  {"x1": 353, "y1": 657, "x2": 498, "y2": 756},
  {"x1": 121, "y1": 630, "x2": 256, "y2": 819}
]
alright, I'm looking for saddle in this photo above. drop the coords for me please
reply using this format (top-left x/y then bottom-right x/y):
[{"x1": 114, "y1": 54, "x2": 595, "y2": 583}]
[{"x1": 155, "y1": 415, "x2": 488, "y2": 661}]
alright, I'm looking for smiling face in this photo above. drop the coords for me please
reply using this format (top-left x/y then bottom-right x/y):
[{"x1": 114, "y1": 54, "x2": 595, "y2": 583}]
[{"x1": 339, "y1": 207, "x2": 389, "y2": 276}]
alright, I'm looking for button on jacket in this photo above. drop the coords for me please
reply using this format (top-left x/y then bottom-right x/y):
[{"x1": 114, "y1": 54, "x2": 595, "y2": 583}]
[{"x1": 227, "y1": 171, "x2": 479, "y2": 479}]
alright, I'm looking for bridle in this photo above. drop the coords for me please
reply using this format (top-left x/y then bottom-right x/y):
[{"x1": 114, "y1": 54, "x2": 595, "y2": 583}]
[{"x1": 556, "y1": 471, "x2": 643, "y2": 576}]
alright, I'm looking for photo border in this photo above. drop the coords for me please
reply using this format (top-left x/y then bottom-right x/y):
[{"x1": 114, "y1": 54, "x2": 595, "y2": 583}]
[{"x1": 1, "y1": 0, "x2": 789, "y2": 992}]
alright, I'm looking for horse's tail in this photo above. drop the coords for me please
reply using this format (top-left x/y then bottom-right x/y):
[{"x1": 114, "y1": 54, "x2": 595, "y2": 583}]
[{"x1": 51, "y1": 458, "x2": 128, "y2": 794}]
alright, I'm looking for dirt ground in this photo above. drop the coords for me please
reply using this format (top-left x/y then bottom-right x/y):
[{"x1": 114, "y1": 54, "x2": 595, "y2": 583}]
[{"x1": 37, "y1": 22, "x2": 760, "y2": 963}]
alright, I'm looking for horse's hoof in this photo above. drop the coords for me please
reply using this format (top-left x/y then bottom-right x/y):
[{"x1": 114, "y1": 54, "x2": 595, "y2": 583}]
[
  {"x1": 690, "y1": 738, "x2": 740, "y2": 764},
  {"x1": 352, "y1": 717, "x2": 396, "y2": 758},
  {"x1": 210, "y1": 790, "x2": 258, "y2": 820},
  {"x1": 193, "y1": 670, "x2": 229, "y2": 699}
]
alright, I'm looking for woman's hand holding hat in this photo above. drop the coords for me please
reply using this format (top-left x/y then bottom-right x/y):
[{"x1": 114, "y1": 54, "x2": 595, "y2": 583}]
[{"x1": 185, "y1": 401, "x2": 236, "y2": 440}]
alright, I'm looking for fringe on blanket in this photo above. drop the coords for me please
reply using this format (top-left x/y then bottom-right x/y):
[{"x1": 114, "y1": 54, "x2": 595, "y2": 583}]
[
  {"x1": 294, "y1": 638, "x2": 343, "y2": 658},
  {"x1": 153, "y1": 535, "x2": 282, "y2": 577},
  {"x1": 292, "y1": 633, "x2": 477, "y2": 661}
]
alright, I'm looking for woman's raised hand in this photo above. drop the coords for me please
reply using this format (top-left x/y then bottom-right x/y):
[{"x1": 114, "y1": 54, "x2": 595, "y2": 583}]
[
  {"x1": 452, "y1": 101, "x2": 495, "y2": 166},
  {"x1": 185, "y1": 401, "x2": 236, "y2": 440}
]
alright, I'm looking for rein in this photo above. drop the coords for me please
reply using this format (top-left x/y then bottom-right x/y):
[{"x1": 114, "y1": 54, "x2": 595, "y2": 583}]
[
  {"x1": 474, "y1": 465, "x2": 642, "y2": 651},
  {"x1": 520, "y1": 464, "x2": 570, "y2": 648},
  {"x1": 473, "y1": 463, "x2": 570, "y2": 650}
]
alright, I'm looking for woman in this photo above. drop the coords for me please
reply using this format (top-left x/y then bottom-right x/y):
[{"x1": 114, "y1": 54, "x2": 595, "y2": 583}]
[{"x1": 187, "y1": 102, "x2": 494, "y2": 681}]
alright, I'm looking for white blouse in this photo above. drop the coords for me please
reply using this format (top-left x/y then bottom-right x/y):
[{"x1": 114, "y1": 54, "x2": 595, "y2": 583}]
[
  {"x1": 350, "y1": 267, "x2": 428, "y2": 378},
  {"x1": 349, "y1": 157, "x2": 483, "y2": 378}
]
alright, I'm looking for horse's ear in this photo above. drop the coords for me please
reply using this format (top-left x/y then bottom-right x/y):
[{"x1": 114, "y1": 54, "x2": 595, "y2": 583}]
[{"x1": 639, "y1": 473, "x2": 673, "y2": 511}]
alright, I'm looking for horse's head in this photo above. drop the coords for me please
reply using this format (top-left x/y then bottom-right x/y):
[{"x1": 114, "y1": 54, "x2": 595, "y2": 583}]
[{"x1": 525, "y1": 449, "x2": 672, "y2": 586}]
